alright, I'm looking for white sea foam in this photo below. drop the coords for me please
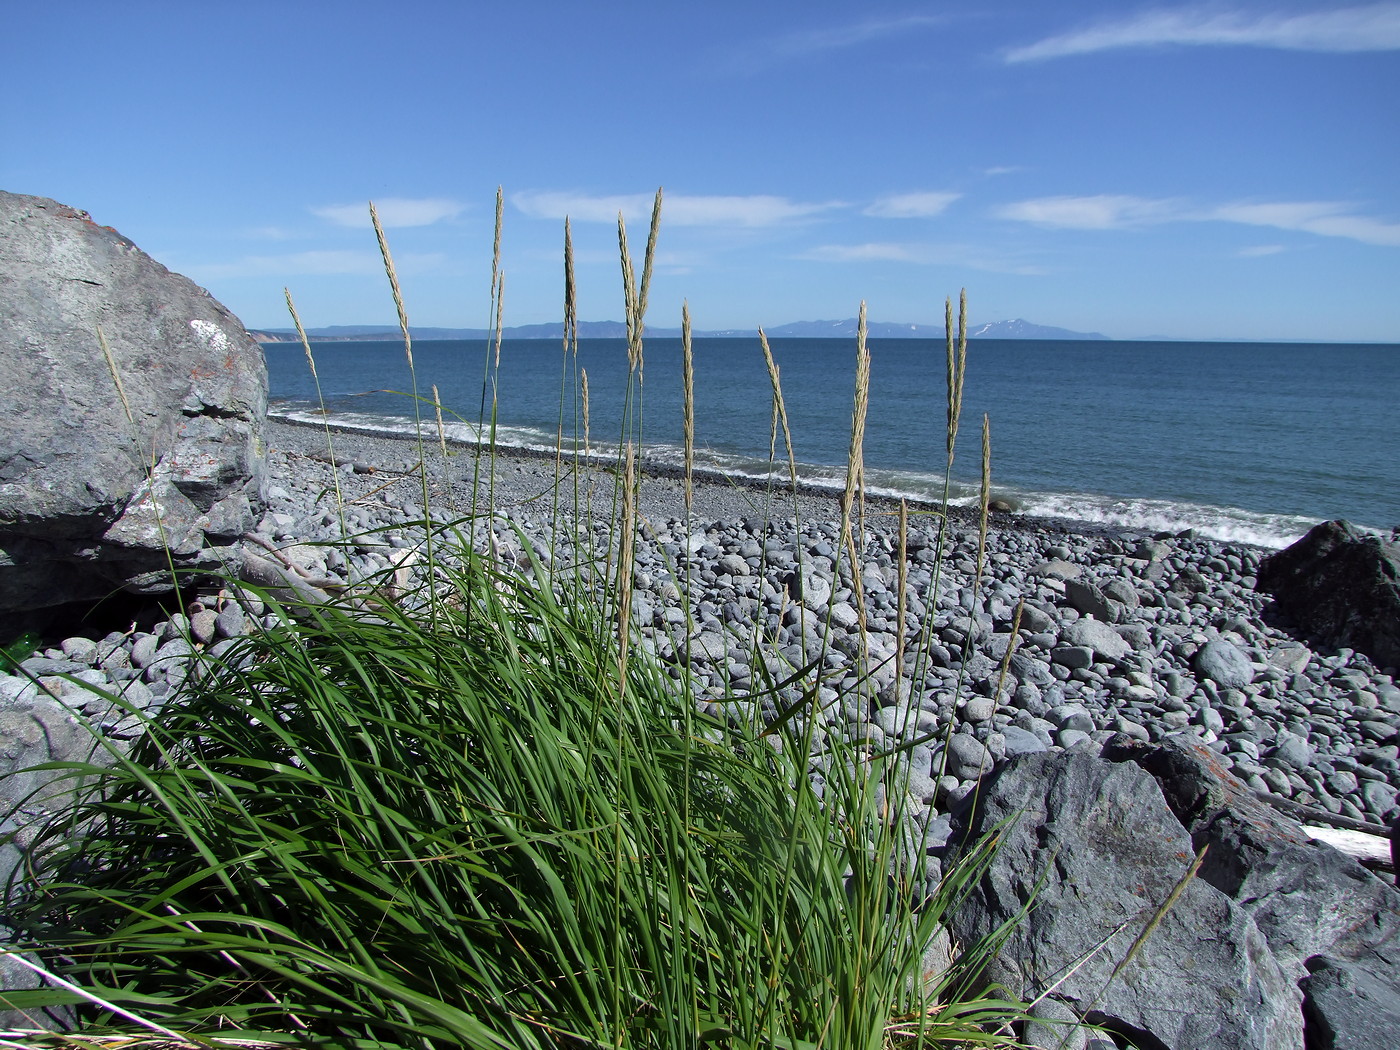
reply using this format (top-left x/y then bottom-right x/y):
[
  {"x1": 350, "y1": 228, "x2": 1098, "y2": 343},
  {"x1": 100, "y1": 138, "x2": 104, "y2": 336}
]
[
  {"x1": 270, "y1": 405, "x2": 1328, "y2": 548},
  {"x1": 1004, "y1": 491, "x2": 1319, "y2": 549}
]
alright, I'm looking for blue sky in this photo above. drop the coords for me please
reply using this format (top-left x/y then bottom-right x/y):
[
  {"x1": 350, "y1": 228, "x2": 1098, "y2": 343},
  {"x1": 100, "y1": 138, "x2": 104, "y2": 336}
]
[{"x1": 4, "y1": 1, "x2": 1398, "y2": 341}]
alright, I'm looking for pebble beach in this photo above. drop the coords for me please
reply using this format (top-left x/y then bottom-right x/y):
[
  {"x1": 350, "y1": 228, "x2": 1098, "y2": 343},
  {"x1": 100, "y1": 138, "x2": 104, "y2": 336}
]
[{"x1": 8, "y1": 416, "x2": 1399, "y2": 834}]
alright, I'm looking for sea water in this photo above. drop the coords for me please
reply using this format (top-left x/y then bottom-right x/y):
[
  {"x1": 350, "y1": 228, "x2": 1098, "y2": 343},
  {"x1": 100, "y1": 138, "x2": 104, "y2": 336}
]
[{"x1": 264, "y1": 337, "x2": 1399, "y2": 549}]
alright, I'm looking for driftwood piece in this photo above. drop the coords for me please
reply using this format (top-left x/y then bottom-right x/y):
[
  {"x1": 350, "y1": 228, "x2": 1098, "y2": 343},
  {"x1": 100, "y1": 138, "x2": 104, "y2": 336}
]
[
  {"x1": 237, "y1": 550, "x2": 334, "y2": 609},
  {"x1": 1302, "y1": 826, "x2": 1395, "y2": 873}
]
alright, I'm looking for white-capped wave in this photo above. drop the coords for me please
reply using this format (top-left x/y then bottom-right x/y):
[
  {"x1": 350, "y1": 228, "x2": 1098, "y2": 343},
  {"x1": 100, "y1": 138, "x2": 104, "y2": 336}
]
[{"x1": 270, "y1": 405, "x2": 1334, "y2": 548}]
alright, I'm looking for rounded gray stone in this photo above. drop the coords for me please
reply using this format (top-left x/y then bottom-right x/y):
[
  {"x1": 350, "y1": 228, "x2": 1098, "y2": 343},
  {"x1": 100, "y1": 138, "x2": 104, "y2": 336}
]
[
  {"x1": 1195, "y1": 639, "x2": 1255, "y2": 689},
  {"x1": 947, "y1": 733, "x2": 994, "y2": 781},
  {"x1": 1062, "y1": 618, "x2": 1131, "y2": 662}
]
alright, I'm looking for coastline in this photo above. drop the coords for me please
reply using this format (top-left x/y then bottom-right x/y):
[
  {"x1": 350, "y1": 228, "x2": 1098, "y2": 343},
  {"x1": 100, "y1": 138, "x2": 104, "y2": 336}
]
[
  {"x1": 3, "y1": 408, "x2": 1397, "y2": 1045},
  {"x1": 265, "y1": 414, "x2": 1156, "y2": 549},
  {"x1": 8, "y1": 417, "x2": 1398, "y2": 829},
  {"x1": 251, "y1": 414, "x2": 1399, "y2": 826}
]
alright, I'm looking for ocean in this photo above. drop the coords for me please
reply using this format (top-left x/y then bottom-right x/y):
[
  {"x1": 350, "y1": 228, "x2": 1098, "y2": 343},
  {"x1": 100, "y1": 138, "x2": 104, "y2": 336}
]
[{"x1": 263, "y1": 337, "x2": 1399, "y2": 549}]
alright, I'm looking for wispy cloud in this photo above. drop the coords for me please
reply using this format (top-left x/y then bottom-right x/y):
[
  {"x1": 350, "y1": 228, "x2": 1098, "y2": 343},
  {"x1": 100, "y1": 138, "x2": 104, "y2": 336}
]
[
  {"x1": 512, "y1": 191, "x2": 842, "y2": 228},
  {"x1": 864, "y1": 192, "x2": 961, "y2": 218},
  {"x1": 798, "y1": 242, "x2": 1045, "y2": 274},
  {"x1": 242, "y1": 225, "x2": 297, "y2": 241},
  {"x1": 1211, "y1": 200, "x2": 1400, "y2": 246},
  {"x1": 311, "y1": 197, "x2": 464, "y2": 228},
  {"x1": 192, "y1": 250, "x2": 448, "y2": 280},
  {"x1": 766, "y1": 14, "x2": 948, "y2": 59},
  {"x1": 997, "y1": 193, "x2": 1400, "y2": 246},
  {"x1": 1238, "y1": 244, "x2": 1287, "y2": 257},
  {"x1": 801, "y1": 243, "x2": 925, "y2": 262},
  {"x1": 994, "y1": 195, "x2": 1182, "y2": 229},
  {"x1": 713, "y1": 14, "x2": 949, "y2": 74},
  {"x1": 1006, "y1": 3, "x2": 1400, "y2": 62}
]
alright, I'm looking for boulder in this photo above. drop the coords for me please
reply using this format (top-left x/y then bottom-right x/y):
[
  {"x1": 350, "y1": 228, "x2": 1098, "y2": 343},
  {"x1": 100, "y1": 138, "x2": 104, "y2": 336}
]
[
  {"x1": 1061, "y1": 618, "x2": 1130, "y2": 663},
  {"x1": 0, "y1": 191, "x2": 266, "y2": 631},
  {"x1": 1064, "y1": 578, "x2": 1116, "y2": 621},
  {"x1": 1195, "y1": 639, "x2": 1255, "y2": 689},
  {"x1": 1257, "y1": 520, "x2": 1400, "y2": 670},
  {"x1": 1109, "y1": 738, "x2": 1400, "y2": 982},
  {"x1": 1301, "y1": 956, "x2": 1400, "y2": 1050},
  {"x1": 947, "y1": 749, "x2": 1300, "y2": 1050}
]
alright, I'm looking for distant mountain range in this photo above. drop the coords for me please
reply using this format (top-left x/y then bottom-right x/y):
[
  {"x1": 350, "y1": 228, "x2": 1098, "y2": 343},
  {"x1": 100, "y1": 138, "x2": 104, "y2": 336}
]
[{"x1": 249, "y1": 318, "x2": 1108, "y2": 342}]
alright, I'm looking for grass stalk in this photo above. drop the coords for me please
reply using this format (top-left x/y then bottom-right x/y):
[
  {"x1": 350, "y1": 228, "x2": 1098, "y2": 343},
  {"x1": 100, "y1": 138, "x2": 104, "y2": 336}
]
[
  {"x1": 471, "y1": 188, "x2": 506, "y2": 532},
  {"x1": 96, "y1": 325, "x2": 134, "y2": 427},
  {"x1": 284, "y1": 289, "x2": 352, "y2": 561},
  {"x1": 369, "y1": 201, "x2": 436, "y2": 623}
]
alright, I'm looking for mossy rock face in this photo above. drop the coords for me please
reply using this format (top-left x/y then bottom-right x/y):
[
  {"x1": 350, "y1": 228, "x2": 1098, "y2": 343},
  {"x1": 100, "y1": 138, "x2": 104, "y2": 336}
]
[{"x1": 0, "y1": 191, "x2": 268, "y2": 630}]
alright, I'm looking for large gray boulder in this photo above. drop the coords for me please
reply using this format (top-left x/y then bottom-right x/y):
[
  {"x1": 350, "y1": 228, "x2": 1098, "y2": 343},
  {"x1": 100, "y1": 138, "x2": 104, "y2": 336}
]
[
  {"x1": 1115, "y1": 738, "x2": 1400, "y2": 1050},
  {"x1": 0, "y1": 192, "x2": 266, "y2": 629},
  {"x1": 1256, "y1": 519, "x2": 1400, "y2": 671},
  {"x1": 947, "y1": 749, "x2": 1301, "y2": 1050}
]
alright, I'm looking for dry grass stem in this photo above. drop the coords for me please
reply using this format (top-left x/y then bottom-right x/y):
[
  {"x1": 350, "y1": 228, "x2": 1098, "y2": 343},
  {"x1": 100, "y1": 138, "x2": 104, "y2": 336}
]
[
  {"x1": 581, "y1": 368, "x2": 591, "y2": 457},
  {"x1": 994, "y1": 599, "x2": 1025, "y2": 702},
  {"x1": 682, "y1": 301, "x2": 695, "y2": 514},
  {"x1": 759, "y1": 331, "x2": 799, "y2": 496},
  {"x1": 945, "y1": 291, "x2": 968, "y2": 468},
  {"x1": 617, "y1": 218, "x2": 639, "y2": 368},
  {"x1": 616, "y1": 442, "x2": 637, "y2": 684},
  {"x1": 369, "y1": 202, "x2": 412, "y2": 371},
  {"x1": 96, "y1": 325, "x2": 134, "y2": 426},
  {"x1": 431, "y1": 384, "x2": 448, "y2": 461},
  {"x1": 637, "y1": 188, "x2": 663, "y2": 324},
  {"x1": 1105, "y1": 845, "x2": 1207, "y2": 991},
  {"x1": 896, "y1": 500, "x2": 908, "y2": 686},
  {"x1": 840, "y1": 304, "x2": 873, "y2": 656},
  {"x1": 283, "y1": 288, "x2": 346, "y2": 522},
  {"x1": 285, "y1": 289, "x2": 317, "y2": 381}
]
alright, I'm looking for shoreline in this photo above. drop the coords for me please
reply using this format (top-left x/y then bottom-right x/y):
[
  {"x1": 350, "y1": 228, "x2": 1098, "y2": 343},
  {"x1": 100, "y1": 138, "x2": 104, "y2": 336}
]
[
  {"x1": 7, "y1": 415, "x2": 1396, "y2": 840},
  {"x1": 250, "y1": 413, "x2": 1399, "y2": 828},
  {"x1": 265, "y1": 414, "x2": 1200, "y2": 551}
]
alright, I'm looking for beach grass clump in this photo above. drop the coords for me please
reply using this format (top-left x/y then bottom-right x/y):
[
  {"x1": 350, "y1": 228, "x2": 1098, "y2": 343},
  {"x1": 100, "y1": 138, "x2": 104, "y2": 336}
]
[
  {"x1": 1, "y1": 191, "x2": 1036, "y2": 1048},
  {"x1": 2, "y1": 539, "x2": 1019, "y2": 1049}
]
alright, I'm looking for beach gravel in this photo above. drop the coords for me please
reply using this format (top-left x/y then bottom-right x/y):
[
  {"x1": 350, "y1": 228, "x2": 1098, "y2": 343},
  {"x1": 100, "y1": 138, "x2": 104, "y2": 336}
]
[{"x1": 5, "y1": 415, "x2": 1399, "y2": 840}]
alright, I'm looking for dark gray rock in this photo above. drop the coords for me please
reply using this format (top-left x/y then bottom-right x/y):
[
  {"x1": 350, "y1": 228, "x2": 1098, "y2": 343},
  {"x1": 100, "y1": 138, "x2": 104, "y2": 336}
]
[
  {"x1": 0, "y1": 939, "x2": 71, "y2": 1032},
  {"x1": 1062, "y1": 618, "x2": 1131, "y2": 662},
  {"x1": 0, "y1": 695, "x2": 105, "y2": 817},
  {"x1": 946, "y1": 733, "x2": 993, "y2": 780},
  {"x1": 1302, "y1": 956, "x2": 1400, "y2": 1050},
  {"x1": 1051, "y1": 645, "x2": 1094, "y2": 670},
  {"x1": 1064, "y1": 578, "x2": 1116, "y2": 621},
  {"x1": 1009, "y1": 651, "x2": 1057, "y2": 686},
  {"x1": 1257, "y1": 520, "x2": 1400, "y2": 671},
  {"x1": 1195, "y1": 639, "x2": 1255, "y2": 689},
  {"x1": 1102, "y1": 577, "x2": 1141, "y2": 611},
  {"x1": 0, "y1": 191, "x2": 267, "y2": 630},
  {"x1": 948, "y1": 749, "x2": 1299, "y2": 1050},
  {"x1": 1111, "y1": 738, "x2": 1400, "y2": 1006},
  {"x1": 1002, "y1": 724, "x2": 1050, "y2": 757}
]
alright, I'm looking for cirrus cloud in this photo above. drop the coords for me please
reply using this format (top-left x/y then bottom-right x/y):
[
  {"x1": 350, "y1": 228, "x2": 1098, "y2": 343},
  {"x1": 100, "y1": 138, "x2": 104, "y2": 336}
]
[
  {"x1": 1210, "y1": 200, "x2": 1400, "y2": 246},
  {"x1": 1005, "y1": 3, "x2": 1400, "y2": 63},
  {"x1": 863, "y1": 192, "x2": 962, "y2": 218},
  {"x1": 311, "y1": 197, "x2": 465, "y2": 228},
  {"x1": 511, "y1": 191, "x2": 843, "y2": 228},
  {"x1": 798, "y1": 242, "x2": 1045, "y2": 275},
  {"x1": 996, "y1": 193, "x2": 1400, "y2": 246},
  {"x1": 993, "y1": 195, "x2": 1182, "y2": 229}
]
